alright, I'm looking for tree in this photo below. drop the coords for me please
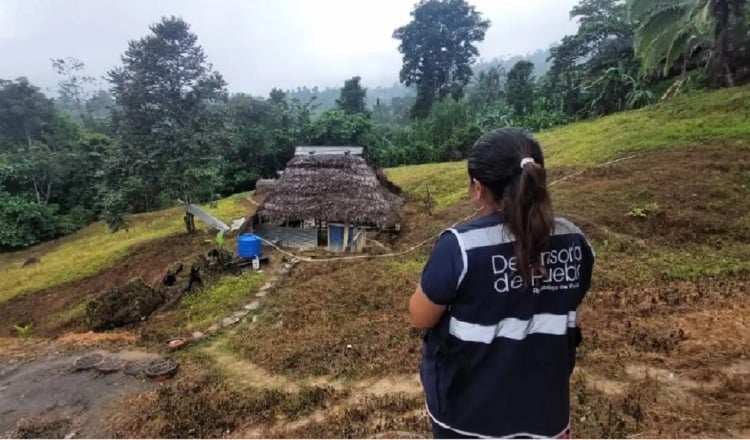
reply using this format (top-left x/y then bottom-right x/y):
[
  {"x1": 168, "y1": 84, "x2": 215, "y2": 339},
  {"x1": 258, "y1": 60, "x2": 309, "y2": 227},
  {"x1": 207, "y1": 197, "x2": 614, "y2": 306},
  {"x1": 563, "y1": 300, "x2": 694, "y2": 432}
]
[
  {"x1": 336, "y1": 76, "x2": 367, "y2": 114},
  {"x1": 0, "y1": 78, "x2": 80, "y2": 206},
  {"x1": 629, "y1": 0, "x2": 750, "y2": 87},
  {"x1": 547, "y1": 0, "x2": 637, "y2": 117},
  {"x1": 220, "y1": 90, "x2": 312, "y2": 195},
  {"x1": 107, "y1": 16, "x2": 228, "y2": 232},
  {"x1": 309, "y1": 109, "x2": 374, "y2": 147},
  {"x1": 468, "y1": 66, "x2": 505, "y2": 113},
  {"x1": 393, "y1": 0, "x2": 490, "y2": 118},
  {"x1": 506, "y1": 61, "x2": 536, "y2": 117},
  {"x1": 0, "y1": 78, "x2": 55, "y2": 147},
  {"x1": 51, "y1": 57, "x2": 95, "y2": 119}
]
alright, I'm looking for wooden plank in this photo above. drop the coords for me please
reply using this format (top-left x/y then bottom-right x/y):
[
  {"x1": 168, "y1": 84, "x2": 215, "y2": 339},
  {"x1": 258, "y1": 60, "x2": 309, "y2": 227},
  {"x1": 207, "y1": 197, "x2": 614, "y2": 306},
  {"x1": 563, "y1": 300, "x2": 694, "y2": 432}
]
[
  {"x1": 343, "y1": 223, "x2": 350, "y2": 253},
  {"x1": 185, "y1": 204, "x2": 229, "y2": 231}
]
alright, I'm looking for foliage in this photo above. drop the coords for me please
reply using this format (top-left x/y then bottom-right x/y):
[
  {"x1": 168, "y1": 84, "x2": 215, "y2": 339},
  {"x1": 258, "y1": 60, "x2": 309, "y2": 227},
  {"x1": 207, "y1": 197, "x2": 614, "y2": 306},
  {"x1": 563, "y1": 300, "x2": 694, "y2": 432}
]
[
  {"x1": 629, "y1": 0, "x2": 750, "y2": 87},
  {"x1": 0, "y1": 190, "x2": 59, "y2": 250},
  {"x1": 506, "y1": 61, "x2": 536, "y2": 117},
  {"x1": 336, "y1": 76, "x2": 368, "y2": 114},
  {"x1": 626, "y1": 202, "x2": 661, "y2": 218},
  {"x1": 13, "y1": 324, "x2": 32, "y2": 339},
  {"x1": 221, "y1": 90, "x2": 312, "y2": 195},
  {"x1": 51, "y1": 58, "x2": 114, "y2": 132},
  {"x1": 546, "y1": 0, "x2": 639, "y2": 118},
  {"x1": 0, "y1": 78, "x2": 108, "y2": 246},
  {"x1": 107, "y1": 16, "x2": 228, "y2": 229},
  {"x1": 467, "y1": 66, "x2": 505, "y2": 114},
  {"x1": 393, "y1": 0, "x2": 490, "y2": 118},
  {"x1": 309, "y1": 109, "x2": 374, "y2": 146}
]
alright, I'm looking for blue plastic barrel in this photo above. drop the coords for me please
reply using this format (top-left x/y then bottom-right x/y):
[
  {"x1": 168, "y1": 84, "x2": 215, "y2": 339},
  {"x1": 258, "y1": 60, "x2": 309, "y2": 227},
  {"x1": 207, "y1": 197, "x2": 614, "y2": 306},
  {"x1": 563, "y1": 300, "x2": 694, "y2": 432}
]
[{"x1": 237, "y1": 234, "x2": 262, "y2": 258}]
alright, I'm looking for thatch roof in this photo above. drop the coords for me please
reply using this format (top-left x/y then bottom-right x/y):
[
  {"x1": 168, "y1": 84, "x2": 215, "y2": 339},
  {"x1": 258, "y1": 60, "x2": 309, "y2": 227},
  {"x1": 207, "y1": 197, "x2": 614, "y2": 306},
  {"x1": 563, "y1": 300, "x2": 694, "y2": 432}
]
[
  {"x1": 257, "y1": 154, "x2": 402, "y2": 227},
  {"x1": 254, "y1": 179, "x2": 277, "y2": 196}
]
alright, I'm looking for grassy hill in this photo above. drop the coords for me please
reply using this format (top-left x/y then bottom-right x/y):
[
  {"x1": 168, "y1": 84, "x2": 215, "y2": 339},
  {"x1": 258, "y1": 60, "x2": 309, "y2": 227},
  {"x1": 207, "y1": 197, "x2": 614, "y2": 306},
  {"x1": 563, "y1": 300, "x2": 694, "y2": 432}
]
[
  {"x1": 2, "y1": 86, "x2": 750, "y2": 438},
  {"x1": 389, "y1": 85, "x2": 750, "y2": 207}
]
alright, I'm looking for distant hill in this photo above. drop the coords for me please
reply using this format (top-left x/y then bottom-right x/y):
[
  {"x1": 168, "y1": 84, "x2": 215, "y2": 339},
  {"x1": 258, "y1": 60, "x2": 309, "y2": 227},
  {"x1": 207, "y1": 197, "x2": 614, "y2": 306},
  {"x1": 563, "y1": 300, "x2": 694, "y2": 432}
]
[
  {"x1": 286, "y1": 83, "x2": 415, "y2": 114},
  {"x1": 474, "y1": 49, "x2": 552, "y2": 77},
  {"x1": 286, "y1": 49, "x2": 551, "y2": 114}
]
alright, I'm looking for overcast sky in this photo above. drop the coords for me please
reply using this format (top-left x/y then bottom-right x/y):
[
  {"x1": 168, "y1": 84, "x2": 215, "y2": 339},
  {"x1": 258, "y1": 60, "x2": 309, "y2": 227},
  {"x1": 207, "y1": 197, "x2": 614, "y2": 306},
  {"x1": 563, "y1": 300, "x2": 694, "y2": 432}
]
[{"x1": 0, "y1": 0, "x2": 580, "y2": 96}]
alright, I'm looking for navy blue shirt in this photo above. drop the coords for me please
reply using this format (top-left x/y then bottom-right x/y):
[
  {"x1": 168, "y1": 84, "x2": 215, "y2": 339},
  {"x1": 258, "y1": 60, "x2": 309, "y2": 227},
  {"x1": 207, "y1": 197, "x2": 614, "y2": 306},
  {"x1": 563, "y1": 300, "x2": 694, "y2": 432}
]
[{"x1": 420, "y1": 212, "x2": 594, "y2": 438}]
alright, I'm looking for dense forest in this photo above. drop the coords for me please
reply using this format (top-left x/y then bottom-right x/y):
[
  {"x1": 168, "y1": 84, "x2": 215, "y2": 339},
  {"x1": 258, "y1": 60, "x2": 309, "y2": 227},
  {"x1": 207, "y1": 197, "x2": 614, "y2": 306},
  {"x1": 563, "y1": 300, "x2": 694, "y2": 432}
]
[{"x1": 2, "y1": 0, "x2": 750, "y2": 249}]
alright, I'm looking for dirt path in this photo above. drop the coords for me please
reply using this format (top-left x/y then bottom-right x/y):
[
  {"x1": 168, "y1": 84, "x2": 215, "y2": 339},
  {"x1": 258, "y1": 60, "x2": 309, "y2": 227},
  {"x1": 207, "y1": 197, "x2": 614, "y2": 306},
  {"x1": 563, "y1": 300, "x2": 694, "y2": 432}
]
[
  {"x1": 202, "y1": 342, "x2": 424, "y2": 438},
  {"x1": 0, "y1": 348, "x2": 159, "y2": 438}
]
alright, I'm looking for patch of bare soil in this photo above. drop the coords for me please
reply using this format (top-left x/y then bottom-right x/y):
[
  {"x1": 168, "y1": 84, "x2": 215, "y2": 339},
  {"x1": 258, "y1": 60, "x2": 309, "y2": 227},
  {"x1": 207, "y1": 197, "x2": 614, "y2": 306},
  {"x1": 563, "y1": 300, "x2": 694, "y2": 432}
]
[
  {"x1": 0, "y1": 349, "x2": 159, "y2": 438},
  {"x1": 0, "y1": 232, "x2": 215, "y2": 338}
]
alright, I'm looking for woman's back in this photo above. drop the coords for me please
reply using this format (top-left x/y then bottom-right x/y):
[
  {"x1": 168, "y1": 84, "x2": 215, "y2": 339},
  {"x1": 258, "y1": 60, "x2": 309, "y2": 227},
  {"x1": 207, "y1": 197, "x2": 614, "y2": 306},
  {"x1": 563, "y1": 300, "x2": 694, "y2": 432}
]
[
  {"x1": 409, "y1": 128, "x2": 595, "y2": 438},
  {"x1": 420, "y1": 213, "x2": 594, "y2": 437}
]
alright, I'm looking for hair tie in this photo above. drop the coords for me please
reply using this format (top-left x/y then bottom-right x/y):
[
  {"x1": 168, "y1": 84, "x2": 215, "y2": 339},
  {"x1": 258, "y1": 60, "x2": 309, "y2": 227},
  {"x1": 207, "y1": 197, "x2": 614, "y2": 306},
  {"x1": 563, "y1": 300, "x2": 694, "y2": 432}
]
[{"x1": 520, "y1": 157, "x2": 536, "y2": 169}]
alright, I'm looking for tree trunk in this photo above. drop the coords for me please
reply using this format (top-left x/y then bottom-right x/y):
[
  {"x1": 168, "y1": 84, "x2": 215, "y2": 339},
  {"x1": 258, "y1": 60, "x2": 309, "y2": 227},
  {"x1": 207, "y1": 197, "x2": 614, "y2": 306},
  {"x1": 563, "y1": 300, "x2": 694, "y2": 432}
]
[
  {"x1": 184, "y1": 211, "x2": 196, "y2": 234},
  {"x1": 710, "y1": 0, "x2": 733, "y2": 88},
  {"x1": 183, "y1": 192, "x2": 195, "y2": 234}
]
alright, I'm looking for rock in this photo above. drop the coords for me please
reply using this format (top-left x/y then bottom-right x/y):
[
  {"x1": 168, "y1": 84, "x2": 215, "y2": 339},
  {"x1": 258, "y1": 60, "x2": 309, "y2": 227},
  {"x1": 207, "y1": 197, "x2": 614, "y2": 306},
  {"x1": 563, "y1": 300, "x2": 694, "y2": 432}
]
[
  {"x1": 192, "y1": 331, "x2": 205, "y2": 340},
  {"x1": 252, "y1": 315, "x2": 258, "y2": 323},
  {"x1": 260, "y1": 283, "x2": 272, "y2": 291},
  {"x1": 206, "y1": 324, "x2": 220, "y2": 333},
  {"x1": 86, "y1": 277, "x2": 166, "y2": 330},
  {"x1": 277, "y1": 268, "x2": 290, "y2": 276},
  {"x1": 244, "y1": 301, "x2": 261, "y2": 311},
  {"x1": 255, "y1": 291, "x2": 267, "y2": 298},
  {"x1": 269, "y1": 277, "x2": 279, "y2": 283},
  {"x1": 222, "y1": 317, "x2": 240, "y2": 327},
  {"x1": 233, "y1": 310, "x2": 249, "y2": 318}
]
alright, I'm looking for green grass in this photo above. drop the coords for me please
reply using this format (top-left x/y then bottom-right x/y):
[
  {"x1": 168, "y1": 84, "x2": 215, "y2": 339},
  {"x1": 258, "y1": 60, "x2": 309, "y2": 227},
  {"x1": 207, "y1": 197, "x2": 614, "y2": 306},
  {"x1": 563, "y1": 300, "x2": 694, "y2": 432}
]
[
  {"x1": 537, "y1": 86, "x2": 750, "y2": 165},
  {"x1": 179, "y1": 272, "x2": 266, "y2": 331},
  {"x1": 651, "y1": 251, "x2": 750, "y2": 281},
  {"x1": 50, "y1": 302, "x2": 87, "y2": 326},
  {"x1": 387, "y1": 85, "x2": 750, "y2": 207},
  {"x1": 0, "y1": 193, "x2": 252, "y2": 303}
]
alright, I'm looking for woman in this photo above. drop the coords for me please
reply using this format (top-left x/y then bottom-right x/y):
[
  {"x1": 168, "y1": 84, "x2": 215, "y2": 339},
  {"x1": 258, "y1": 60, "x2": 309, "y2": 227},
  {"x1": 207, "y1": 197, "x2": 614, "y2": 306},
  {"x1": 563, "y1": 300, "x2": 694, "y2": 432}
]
[{"x1": 409, "y1": 128, "x2": 595, "y2": 439}]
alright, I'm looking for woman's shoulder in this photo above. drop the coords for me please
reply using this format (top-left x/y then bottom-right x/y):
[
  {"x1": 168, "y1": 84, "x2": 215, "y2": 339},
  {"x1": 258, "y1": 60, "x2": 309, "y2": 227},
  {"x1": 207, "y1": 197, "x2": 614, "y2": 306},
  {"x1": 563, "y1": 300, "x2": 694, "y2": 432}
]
[
  {"x1": 552, "y1": 216, "x2": 585, "y2": 237},
  {"x1": 451, "y1": 212, "x2": 503, "y2": 234}
]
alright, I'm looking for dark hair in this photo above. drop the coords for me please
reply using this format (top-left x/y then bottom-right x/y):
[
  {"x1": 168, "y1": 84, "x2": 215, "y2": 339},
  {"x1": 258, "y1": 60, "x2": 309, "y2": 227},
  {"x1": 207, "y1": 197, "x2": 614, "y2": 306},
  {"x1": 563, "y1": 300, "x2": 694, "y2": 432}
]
[{"x1": 468, "y1": 128, "x2": 554, "y2": 285}]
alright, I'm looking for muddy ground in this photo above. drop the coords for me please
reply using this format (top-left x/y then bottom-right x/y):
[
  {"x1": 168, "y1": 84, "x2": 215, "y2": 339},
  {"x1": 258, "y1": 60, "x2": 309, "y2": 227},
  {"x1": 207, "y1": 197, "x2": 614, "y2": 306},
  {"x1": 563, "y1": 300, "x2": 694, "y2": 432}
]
[{"x1": 0, "y1": 337, "x2": 161, "y2": 438}]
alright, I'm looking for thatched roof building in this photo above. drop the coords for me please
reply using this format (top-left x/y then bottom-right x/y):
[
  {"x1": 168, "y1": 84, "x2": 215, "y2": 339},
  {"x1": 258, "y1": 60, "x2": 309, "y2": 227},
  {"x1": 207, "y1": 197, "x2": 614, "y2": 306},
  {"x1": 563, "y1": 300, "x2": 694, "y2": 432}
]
[
  {"x1": 257, "y1": 154, "x2": 402, "y2": 227},
  {"x1": 254, "y1": 179, "x2": 277, "y2": 196}
]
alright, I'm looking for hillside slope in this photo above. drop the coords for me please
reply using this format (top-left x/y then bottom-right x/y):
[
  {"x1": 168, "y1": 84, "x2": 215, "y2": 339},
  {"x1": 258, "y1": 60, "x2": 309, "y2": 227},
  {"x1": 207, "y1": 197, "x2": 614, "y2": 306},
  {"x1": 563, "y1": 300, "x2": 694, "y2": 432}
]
[{"x1": 388, "y1": 85, "x2": 750, "y2": 207}]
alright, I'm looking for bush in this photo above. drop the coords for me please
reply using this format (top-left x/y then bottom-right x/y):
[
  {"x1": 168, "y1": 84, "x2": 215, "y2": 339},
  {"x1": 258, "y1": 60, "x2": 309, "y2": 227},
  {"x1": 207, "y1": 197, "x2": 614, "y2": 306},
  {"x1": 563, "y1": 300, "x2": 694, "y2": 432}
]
[{"x1": 0, "y1": 191, "x2": 59, "y2": 250}]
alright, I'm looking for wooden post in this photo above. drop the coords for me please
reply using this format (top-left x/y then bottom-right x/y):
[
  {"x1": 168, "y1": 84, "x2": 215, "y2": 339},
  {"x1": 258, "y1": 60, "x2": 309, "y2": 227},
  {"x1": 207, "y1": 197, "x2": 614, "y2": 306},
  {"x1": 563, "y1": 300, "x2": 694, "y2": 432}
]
[{"x1": 343, "y1": 222, "x2": 350, "y2": 253}]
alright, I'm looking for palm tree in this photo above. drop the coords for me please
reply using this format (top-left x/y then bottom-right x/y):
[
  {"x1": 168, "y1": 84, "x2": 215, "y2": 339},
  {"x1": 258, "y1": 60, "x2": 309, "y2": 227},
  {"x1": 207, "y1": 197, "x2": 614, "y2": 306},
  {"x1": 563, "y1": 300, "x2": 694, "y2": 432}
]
[{"x1": 629, "y1": 0, "x2": 749, "y2": 87}]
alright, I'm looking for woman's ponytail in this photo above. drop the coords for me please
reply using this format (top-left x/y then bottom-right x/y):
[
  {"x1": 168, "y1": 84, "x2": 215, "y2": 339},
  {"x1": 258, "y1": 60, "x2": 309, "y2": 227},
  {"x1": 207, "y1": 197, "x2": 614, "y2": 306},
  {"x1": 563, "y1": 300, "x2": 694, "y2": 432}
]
[
  {"x1": 468, "y1": 128, "x2": 555, "y2": 286},
  {"x1": 502, "y1": 159, "x2": 554, "y2": 285}
]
